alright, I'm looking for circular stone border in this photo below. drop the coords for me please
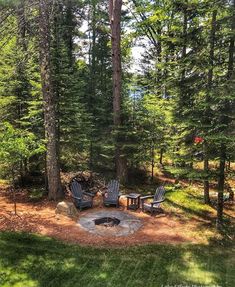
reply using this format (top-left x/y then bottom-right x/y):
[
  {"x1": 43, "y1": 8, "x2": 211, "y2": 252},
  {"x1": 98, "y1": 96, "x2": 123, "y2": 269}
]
[{"x1": 77, "y1": 210, "x2": 142, "y2": 237}]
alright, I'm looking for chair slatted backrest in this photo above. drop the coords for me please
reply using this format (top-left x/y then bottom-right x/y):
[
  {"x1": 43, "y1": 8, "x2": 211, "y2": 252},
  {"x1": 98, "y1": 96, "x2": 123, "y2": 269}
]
[
  {"x1": 70, "y1": 180, "x2": 83, "y2": 199},
  {"x1": 154, "y1": 186, "x2": 166, "y2": 201},
  {"x1": 106, "y1": 180, "x2": 119, "y2": 200}
]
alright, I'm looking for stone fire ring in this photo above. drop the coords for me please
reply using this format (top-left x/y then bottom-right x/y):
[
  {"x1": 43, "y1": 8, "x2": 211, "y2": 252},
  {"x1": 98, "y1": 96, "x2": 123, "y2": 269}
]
[{"x1": 77, "y1": 210, "x2": 142, "y2": 237}]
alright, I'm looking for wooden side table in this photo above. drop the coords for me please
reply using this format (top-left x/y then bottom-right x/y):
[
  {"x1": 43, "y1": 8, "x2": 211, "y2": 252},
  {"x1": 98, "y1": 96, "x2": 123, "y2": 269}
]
[{"x1": 126, "y1": 193, "x2": 141, "y2": 210}]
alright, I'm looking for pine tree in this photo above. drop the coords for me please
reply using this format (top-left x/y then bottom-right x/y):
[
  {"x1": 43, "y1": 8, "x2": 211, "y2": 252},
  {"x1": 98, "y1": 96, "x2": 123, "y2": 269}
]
[
  {"x1": 109, "y1": 0, "x2": 127, "y2": 183},
  {"x1": 38, "y1": 0, "x2": 63, "y2": 200},
  {"x1": 216, "y1": 0, "x2": 235, "y2": 227}
]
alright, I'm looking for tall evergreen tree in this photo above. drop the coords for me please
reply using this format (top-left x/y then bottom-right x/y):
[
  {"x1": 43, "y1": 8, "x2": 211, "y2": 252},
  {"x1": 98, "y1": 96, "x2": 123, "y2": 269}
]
[
  {"x1": 216, "y1": 0, "x2": 235, "y2": 227},
  {"x1": 109, "y1": 0, "x2": 127, "y2": 183},
  {"x1": 38, "y1": 0, "x2": 63, "y2": 200}
]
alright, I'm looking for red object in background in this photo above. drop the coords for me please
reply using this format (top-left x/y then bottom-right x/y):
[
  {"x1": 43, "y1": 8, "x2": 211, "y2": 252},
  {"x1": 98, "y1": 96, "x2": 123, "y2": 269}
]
[{"x1": 194, "y1": 136, "x2": 204, "y2": 144}]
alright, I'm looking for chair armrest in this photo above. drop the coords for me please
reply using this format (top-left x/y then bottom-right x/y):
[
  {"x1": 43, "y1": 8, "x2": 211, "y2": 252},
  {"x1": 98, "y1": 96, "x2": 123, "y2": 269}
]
[
  {"x1": 151, "y1": 199, "x2": 165, "y2": 205},
  {"x1": 140, "y1": 195, "x2": 154, "y2": 201},
  {"x1": 71, "y1": 195, "x2": 82, "y2": 201},
  {"x1": 83, "y1": 191, "x2": 95, "y2": 198}
]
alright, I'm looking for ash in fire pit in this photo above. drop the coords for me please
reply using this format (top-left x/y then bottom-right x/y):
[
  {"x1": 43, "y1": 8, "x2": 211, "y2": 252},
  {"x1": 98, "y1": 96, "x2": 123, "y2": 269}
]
[{"x1": 94, "y1": 217, "x2": 120, "y2": 227}]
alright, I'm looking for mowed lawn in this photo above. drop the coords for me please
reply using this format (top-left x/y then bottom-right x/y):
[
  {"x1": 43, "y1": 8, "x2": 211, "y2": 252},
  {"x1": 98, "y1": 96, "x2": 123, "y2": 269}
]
[{"x1": 0, "y1": 232, "x2": 234, "y2": 287}]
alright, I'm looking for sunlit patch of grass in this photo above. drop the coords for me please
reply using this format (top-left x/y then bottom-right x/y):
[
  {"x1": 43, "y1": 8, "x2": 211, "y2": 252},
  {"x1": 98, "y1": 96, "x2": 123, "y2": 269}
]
[
  {"x1": 0, "y1": 266, "x2": 38, "y2": 287},
  {"x1": 164, "y1": 186, "x2": 215, "y2": 217},
  {"x1": 0, "y1": 232, "x2": 234, "y2": 287},
  {"x1": 179, "y1": 250, "x2": 227, "y2": 285},
  {"x1": 162, "y1": 185, "x2": 234, "y2": 243}
]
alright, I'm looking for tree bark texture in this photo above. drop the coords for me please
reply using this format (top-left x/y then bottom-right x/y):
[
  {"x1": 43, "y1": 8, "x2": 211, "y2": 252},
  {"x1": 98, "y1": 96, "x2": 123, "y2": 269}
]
[
  {"x1": 203, "y1": 10, "x2": 217, "y2": 204},
  {"x1": 109, "y1": 0, "x2": 122, "y2": 126},
  {"x1": 216, "y1": 144, "x2": 226, "y2": 228},
  {"x1": 181, "y1": 8, "x2": 187, "y2": 81},
  {"x1": 109, "y1": 0, "x2": 127, "y2": 183},
  {"x1": 39, "y1": 0, "x2": 63, "y2": 200},
  {"x1": 159, "y1": 148, "x2": 163, "y2": 165},
  {"x1": 151, "y1": 143, "x2": 154, "y2": 181},
  {"x1": 203, "y1": 141, "x2": 210, "y2": 204},
  {"x1": 65, "y1": 0, "x2": 74, "y2": 67}
]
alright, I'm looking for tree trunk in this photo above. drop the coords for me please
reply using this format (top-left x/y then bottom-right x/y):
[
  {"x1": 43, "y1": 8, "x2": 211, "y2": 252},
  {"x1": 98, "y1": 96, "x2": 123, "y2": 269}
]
[
  {"x1": 16, "y1": 0, "x2": 26, "y2": 51},
  {"x1": 181, "y1": 7, "x2": 187, "y2": 80},
  {"x1": 151, "y1": 143, "x2": 154, "y2": 181},
  {"x1": 65, "y1": 0, "x2": 74, "y2": 67},
  {"x1": 51, "y1": 1, "x2": 63, "y2": 164},
  {"x1": 203, "y1": 142, "x2": 210, "y2": 204},
  {"x1": 179, "y1": 7, "x2": 188, "y2": 112},
  {"x1": 216, "y1": 144, "x2": 226, "y2": 228},
  {"x1": 109, "y1": 0, "x2": 127, "y2": 183},
  {"x1": 203, "y1": 9, "x2": 217, "y2": 204},
  {"x1": 227, "y1": 157, "x2": 231, "y2": 171},
  {"x1": 87, "y1": 0, "x2": 97, "y2": 169},
  {"x1": 11, "y1": 169, "x2": 17, "y2": 215},
  {"x1": 109, "y1": 0, "x2": 122, "y2": 126},
  {"x1": 39, "y1": 0, "x2": 63, "y2": 200},
  {"x1": 159, "y1": 148, "x2": 163, "y2": 165},
  {"x1": 89, "y1": 141, "x2": 93, "y2": 171}
]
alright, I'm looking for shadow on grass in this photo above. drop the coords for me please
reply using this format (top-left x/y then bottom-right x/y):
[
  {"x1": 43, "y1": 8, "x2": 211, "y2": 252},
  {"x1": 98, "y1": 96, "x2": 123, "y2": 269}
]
[
  {"x1": 165, "y1": 197, "x2": 214, "y2": 221},
  {"x1": 164, "y1": 189, "x2": 234, "y2": 244},
  {"x1": 160, "y1": 166, "x2": 176, "y2": 179},
  {"x1": 0, "y1": 231, "x2": 234, "y2": 287}
]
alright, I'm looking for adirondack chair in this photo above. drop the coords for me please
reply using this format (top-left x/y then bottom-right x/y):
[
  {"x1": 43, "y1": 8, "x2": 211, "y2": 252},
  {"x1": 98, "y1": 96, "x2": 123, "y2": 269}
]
[
  {"x1": 69, "y1": 179, "x2": 95, "y2": 211},
  {"x1": 103, "y1": 180, "x2": 120, "y2": 207},
  {"x1": 140, "y1": 186, "x2": 166, "y2": 215}
]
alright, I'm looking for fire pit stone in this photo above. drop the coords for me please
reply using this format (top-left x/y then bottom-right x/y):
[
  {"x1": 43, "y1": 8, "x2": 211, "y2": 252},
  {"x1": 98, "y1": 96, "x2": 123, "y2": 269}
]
[{"x1": 77, "y1": 210, "x2": 142, "y2": 237}]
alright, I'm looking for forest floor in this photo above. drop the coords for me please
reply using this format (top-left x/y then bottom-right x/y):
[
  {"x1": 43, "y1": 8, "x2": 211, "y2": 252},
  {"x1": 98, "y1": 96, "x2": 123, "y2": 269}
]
[{"x1": 0, "y1": 170, "x2": 234, "y2": 246}]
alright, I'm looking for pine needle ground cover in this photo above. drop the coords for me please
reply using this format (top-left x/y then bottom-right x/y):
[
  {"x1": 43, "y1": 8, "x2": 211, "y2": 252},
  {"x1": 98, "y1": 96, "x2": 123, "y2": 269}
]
[
  {"x1": 0, "y1": 182, "x2": 234, "y2": 246},
  {"x1": 0, "y1": 231, "x2": 234, "y2": 287}
]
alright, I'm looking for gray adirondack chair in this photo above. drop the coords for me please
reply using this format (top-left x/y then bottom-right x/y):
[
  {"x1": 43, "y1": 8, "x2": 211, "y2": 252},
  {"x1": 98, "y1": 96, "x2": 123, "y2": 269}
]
[
  {"x1": 103, "y1": 180, "x2": 120, "y2": 207},
  {"x1": 70, "y1": 179, "x2": 95, "y2": 211},
  {"x1": 140, "y1": 186, "x2": 166, "y2": 215}
]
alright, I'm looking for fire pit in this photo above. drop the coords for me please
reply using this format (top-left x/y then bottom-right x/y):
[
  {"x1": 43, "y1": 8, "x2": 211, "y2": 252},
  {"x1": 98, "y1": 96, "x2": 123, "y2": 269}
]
[
  {"x1": 94, "y1": 217, "x2": 120, "y2": 227},
  {"x1": 78, "y1": 210, "x2": 142, "y2": 237}
]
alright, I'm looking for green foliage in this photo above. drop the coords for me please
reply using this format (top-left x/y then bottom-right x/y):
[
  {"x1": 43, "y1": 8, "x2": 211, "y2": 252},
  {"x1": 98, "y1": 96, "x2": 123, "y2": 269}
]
[
  {"x1": 132, "y1": 0, "x2": 235, "y2": 186},
  {"x1": 0, "y1": 122, "x2": 45, "y2": 179},
  {"x1": 0, "y1": 0, "x2": 234, "y2": 193}
]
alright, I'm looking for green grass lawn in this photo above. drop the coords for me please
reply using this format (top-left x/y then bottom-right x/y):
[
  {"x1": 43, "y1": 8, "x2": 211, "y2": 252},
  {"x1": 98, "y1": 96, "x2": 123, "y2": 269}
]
[{"x1": 0, "y1": 232, "x2": 234, "y2": 287}]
